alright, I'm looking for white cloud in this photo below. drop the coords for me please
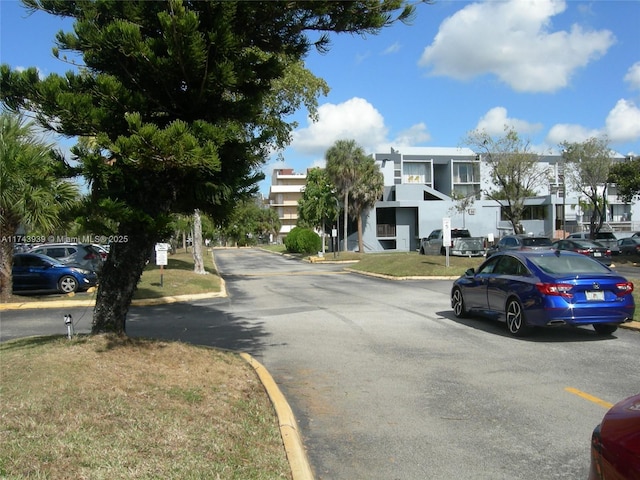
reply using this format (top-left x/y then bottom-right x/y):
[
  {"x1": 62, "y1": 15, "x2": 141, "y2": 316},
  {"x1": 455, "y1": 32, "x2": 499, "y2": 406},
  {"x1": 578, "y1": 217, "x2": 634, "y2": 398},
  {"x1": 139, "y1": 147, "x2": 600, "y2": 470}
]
[
  {"x1": 624, "y1": 62, "x2": 640, "y2": 90},
  {"x1": 605, "y1": 99, "x2": 640, "y2": 143},
  {"x1": 544, "y1": 99, "x2": 640, "y2": 147},
  {"x1": 475, "y1": 107, "x2": 543, "y2": 135},
  {"x1": 291, "y1": 97, "x2": 388, "y2": 157},
  {"x1": 418, "y1": 0, "x2": 615, "y2": 93},
  {"x1": 392, "y1": 123, "x2": 431, "y2": 146},
  {"x1": 545, "y1": 123, "x2": 600, "y2": 145},
  {"x1": 381, "y1": 42, "x2": 401, "y2": 55}
]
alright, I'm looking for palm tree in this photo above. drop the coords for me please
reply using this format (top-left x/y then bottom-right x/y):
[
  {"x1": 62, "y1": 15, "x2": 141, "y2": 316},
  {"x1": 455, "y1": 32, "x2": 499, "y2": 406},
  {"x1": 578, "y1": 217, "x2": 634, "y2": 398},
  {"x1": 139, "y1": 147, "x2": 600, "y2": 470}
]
[
  {"x1": 0, "y1": 112, "x2": 79, "y2": 300},
  {"x1": 350, "y1": 155, "x2": 384, "y2": 253},
  {"x1": 325, "y1": 139, "x2": 365, "y2": 252}
]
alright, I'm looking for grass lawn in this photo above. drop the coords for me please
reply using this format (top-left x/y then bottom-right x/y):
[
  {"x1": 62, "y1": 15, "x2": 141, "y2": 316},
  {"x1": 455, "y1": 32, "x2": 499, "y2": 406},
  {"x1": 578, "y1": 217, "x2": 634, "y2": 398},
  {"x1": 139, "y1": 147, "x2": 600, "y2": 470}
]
[{"x1": 0, "y1": 335, "x2": 291, "y2": 479}]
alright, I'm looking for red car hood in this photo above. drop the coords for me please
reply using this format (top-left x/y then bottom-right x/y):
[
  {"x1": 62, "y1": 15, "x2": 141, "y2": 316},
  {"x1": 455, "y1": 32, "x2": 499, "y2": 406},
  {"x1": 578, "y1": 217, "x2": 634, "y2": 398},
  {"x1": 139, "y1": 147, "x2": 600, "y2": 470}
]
[{"x1": 600, "y1": 394, "x2": 640, "y2": 477}]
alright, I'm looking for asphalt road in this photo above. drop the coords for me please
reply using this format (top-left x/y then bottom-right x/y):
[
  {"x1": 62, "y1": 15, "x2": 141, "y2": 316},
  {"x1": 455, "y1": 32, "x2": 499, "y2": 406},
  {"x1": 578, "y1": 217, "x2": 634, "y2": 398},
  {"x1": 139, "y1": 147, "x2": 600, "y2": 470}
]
[{"x1": 2, "y1": 248, "x2": 639, "y2": 479}]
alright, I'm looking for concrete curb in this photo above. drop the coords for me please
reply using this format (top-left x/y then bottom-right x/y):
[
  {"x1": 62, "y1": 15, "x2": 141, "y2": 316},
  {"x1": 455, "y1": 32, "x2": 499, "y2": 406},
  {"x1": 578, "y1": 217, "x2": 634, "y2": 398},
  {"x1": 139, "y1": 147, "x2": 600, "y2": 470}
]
[
  {"x1": 240, "y1": 353, "x2": 315, "y2": 480},
  {"x1": 0, "y1": 290, "x2": 227, "y2": 311}
]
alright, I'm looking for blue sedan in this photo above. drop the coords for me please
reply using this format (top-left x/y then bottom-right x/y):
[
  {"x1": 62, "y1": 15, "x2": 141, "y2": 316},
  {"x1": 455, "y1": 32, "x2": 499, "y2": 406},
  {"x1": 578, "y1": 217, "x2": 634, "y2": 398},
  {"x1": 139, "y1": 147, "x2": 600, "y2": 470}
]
[
  {"x1": 451, "y1": 250, "x2": 635, "y2": 336},
  {"x1": 12, "y1": 253, "x2": 98, "y2": 294}
]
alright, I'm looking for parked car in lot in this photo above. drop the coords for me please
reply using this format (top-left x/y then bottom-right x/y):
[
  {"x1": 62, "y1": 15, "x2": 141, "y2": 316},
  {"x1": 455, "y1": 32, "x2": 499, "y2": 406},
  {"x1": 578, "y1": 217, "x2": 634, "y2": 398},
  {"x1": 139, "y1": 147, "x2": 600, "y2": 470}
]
[
  {"x1": 450, "y1": 250, "x2": 635, "y2": 337},
  {"x1": 567, "y1": 231, "x2": 621, "y2": 255},
  {"x1": 589, "y1": 393, "x2": 640, "y2": 480},
  {"x1": 551, "y1": 239, "x2": 612, "y2": 266},
  {"x1": 419, "y1": 228, "x2": 485, "y2": 257},
  {"x1": 12, "y1": 253, "x2": 98, "y2": 294},
  {"x1": 92, "y1": 244, "x2": 109, "y2": 260},
  {"x1": 28, "y1": 243, "x2": 104, "y2": 271},
  {"x1": 617, "y1": 237, "x2": 640, "y2": 256},
  {"x1": 485, "y1": 234, "x2": 553, "y2": 258}
]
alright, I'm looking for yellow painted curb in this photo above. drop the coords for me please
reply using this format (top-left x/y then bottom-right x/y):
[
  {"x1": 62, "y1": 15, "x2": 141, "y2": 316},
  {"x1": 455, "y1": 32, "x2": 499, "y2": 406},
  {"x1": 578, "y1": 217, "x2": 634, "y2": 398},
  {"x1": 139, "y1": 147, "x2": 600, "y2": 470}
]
[{"x1": 240, "y1": 353, "x2": 315, "y2": 480}]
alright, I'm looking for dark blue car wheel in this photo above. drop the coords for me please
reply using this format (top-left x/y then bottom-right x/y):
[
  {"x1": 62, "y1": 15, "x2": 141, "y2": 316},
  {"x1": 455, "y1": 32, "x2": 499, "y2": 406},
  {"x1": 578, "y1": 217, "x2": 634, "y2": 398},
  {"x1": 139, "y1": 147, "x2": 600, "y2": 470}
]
[
  {"x1": 506, "y1": 298, "x2": 532, "y2": 337},
  {"x1": 452, "y1": 287, "x2": 467, "y2": 318},
  {"x1": 58, "y1": 275, "x2": 79, "y2": 294},
  {"x1": 593, "y1": 324, "x2": 618, "y2": 335}
]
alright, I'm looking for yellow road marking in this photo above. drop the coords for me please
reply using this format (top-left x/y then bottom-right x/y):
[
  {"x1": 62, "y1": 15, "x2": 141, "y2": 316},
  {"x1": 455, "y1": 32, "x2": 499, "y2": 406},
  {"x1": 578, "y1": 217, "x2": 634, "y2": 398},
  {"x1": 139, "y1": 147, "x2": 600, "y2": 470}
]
[{"x1": 565, "y1": 387, "x2": 613, "y2": 409}]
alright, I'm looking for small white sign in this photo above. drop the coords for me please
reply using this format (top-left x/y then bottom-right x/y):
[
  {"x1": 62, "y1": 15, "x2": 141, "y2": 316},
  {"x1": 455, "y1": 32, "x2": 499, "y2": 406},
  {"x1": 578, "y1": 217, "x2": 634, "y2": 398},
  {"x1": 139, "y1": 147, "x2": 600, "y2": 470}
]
[
  {"x1": 332, "y1": 229, "x2": 338, "y2": 238},
  {"x1": 442, "y1": 217, "x2": 451, "y2": 246},
  {"x1": 155, "y1": 250, "x2": 168, "y2": 266},
  {"x1": 155, "y1": 242, "x2": 171, "y2": 252}
]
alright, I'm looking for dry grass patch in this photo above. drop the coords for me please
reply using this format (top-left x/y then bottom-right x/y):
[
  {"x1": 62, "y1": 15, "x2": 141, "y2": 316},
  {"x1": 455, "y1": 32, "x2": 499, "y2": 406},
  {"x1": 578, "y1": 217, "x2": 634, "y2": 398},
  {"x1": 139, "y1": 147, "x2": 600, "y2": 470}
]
[{"x1": 0, "y1": 335, "x2": 290, "y2": 479}]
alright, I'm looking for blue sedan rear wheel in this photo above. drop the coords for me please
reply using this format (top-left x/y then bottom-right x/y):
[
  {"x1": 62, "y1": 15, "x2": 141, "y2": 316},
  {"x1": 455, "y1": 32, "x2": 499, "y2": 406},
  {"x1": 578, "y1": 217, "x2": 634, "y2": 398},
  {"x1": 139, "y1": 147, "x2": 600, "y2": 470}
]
[
  {"x1": 452, "y1": 287, "x2": 467, "y2": 318},
  {"x1": 506, "y1": 298, "x2": 531, "y2": 337},
  {"x1": 593, "y1": 324, "x2": 618, "y2": 335},
  {"x1": 58, "y1": 275, "x2": 79, "y2": 294}
]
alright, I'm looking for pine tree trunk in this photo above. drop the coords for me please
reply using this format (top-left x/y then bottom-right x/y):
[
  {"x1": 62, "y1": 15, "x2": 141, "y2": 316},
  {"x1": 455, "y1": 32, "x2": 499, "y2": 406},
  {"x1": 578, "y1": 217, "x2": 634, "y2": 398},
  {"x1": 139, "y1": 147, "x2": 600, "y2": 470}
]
[
  {"x1": 193, "y1": 209, "x2": 205, "y2": 274},
  {"x1": 92, "y1": 227, "x2": 155, "y2": 335}
]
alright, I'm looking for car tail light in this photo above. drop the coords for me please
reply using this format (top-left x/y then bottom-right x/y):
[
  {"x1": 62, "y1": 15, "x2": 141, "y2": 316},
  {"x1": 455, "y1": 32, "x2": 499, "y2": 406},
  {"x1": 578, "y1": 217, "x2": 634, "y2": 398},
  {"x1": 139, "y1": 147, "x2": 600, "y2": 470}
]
[
  {"x1": 84, "y1": 253, "x2": 97, "y2": 260},
  {"x1": 536, "y1": 283, "x2": 574, "y2": 297},
  {"x1": 575, "y1": 249, "x2": 591, "y2": 256},
  {"x1": 636, "y1": 245, "x2": 640, "y2": 253},
  {"x1": 605, "y1": 249, "x2": 611, "y2": 256},
  {"x1": 615, "y1": 282, "x2": 634, "y2": 296}
]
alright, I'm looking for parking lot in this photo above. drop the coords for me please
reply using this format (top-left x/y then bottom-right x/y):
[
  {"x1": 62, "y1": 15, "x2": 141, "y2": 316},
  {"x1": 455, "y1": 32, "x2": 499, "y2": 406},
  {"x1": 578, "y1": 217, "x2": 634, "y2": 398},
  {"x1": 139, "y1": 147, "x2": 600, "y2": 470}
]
[{"x1": 2, "y1": 248, "x2": 639, "y2": 479}]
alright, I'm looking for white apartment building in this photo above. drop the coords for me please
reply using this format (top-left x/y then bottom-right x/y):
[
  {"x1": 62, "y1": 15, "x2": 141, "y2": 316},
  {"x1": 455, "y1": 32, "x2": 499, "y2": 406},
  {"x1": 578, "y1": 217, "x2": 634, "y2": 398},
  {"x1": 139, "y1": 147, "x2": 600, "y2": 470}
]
[
  {"x1": 269, "y1": 147, "x2": 637, "y2": 251},
  {"x1": 268, "y1": 168, "x2": 306, "y2": 243}
]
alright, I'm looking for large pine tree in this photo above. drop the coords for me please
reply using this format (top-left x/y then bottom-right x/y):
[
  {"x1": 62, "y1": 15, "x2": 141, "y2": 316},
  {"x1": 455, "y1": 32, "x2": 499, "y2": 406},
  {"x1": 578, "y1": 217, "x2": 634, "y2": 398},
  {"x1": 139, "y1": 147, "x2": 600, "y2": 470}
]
[{"x1": 1, "y1": 0, "x2": 419, "y2": 333}]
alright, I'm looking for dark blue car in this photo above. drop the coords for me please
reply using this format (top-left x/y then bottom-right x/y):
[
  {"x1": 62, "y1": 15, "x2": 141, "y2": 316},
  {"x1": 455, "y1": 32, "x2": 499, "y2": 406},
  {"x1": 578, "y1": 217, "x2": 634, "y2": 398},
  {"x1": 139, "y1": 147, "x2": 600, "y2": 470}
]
[
  {"x1": 451, "y1": 250, "x2": 635, "y2": 336},
  {"x1": 12, "y1": 253, "x2": 98, "y2": 294}
]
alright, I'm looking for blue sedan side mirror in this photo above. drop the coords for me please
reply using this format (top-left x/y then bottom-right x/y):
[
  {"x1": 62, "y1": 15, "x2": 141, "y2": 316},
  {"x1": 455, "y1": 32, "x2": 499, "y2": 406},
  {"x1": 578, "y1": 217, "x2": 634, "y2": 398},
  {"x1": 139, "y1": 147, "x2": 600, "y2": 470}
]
[{"x1": 465, "y1": 268, "x2": 475, "y2": 276}]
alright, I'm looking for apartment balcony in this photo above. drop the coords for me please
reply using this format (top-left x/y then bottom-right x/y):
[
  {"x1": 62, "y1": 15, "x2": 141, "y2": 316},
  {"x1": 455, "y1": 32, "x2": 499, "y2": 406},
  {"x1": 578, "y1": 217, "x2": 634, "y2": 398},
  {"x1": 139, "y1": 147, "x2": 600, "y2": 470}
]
[{"x1": 377, "y1": 224, "x2": 396, "y2": 237}]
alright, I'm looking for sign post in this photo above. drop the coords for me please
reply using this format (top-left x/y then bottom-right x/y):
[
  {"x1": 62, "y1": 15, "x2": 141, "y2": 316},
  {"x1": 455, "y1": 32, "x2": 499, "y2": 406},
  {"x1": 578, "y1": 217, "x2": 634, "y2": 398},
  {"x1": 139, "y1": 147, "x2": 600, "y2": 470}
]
[
  {"x1": 332, "y1": 227, "x2": 338, "y2": 258},
  {"x1": 442, "y1": 217, "x2": 451, "y2": 268},
  {"x1": 155, "y1": 243, "x2": 170, "y2": 287}
]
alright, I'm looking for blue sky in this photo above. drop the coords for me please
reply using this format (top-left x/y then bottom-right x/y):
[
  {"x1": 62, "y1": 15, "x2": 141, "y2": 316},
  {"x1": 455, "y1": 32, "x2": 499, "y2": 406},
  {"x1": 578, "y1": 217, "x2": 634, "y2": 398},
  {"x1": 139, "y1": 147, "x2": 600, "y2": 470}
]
[{"x1": 2, "y1": 0, "x2": 639, "y2": 195}]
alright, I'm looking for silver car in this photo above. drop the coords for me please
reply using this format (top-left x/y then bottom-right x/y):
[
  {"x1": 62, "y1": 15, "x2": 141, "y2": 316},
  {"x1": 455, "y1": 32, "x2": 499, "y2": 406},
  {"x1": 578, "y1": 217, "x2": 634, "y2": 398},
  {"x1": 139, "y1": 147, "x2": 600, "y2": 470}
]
[{"x1": 28, "y1": 243, "x2": 103, "y2": 272}]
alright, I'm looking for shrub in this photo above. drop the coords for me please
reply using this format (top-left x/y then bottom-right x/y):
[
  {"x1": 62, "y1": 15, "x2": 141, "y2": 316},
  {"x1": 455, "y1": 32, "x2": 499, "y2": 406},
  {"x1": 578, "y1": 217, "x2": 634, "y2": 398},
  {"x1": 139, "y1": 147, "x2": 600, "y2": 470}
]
[
  {"x1": 285, "y1": 227, "x2": 321, "y2": 254},
  {"x1": 284, "y1": 227, "x2": 301, "y2": 252}
]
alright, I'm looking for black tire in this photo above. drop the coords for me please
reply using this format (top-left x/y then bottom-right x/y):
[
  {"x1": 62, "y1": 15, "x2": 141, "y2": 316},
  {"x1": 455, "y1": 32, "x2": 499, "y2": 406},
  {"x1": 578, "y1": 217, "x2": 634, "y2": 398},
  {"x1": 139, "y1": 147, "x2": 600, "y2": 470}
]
[
  {"x1": 593, "y1": 323, "x2": 618, "y2": 335},
  {"x1": 58, "y1": 275, "x2": 79, "y2": 293},
  {"x1": 505, "y1": 298, "x2": 532, "y2": 337},
  {"x1": 451, "y1": 287, "x2": 468, "y2": 318}
]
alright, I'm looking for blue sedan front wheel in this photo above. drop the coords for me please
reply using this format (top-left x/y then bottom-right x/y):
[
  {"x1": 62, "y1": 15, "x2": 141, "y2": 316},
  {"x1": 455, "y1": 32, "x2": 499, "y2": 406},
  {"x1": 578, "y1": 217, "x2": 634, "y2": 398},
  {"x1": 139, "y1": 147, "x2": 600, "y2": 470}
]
[
  {"x1": 506, "y1": 298, "x2": 532, "y2": 337},
  {"x1": 58, "y1": 275, "x2": 79, "y2": 294},
  {"x1": 451, "y1": 287, "x2": 468, "y2": 318}
]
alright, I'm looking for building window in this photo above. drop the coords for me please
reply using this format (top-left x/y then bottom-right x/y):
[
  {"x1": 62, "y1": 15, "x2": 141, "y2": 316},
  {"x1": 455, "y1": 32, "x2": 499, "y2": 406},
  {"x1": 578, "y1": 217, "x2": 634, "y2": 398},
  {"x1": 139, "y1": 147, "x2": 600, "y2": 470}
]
[
  {"x1": 452, "y1": 185, "x2": 481, "y2": 199},
  {"x1": 452, "y1": 162, "x2": 479, "y2": 183},
  {"x1": 501, "y1": 205, "x2": 547, "y2": 220},
  {"x1": 403, "y1": 162, "x2": 431, "y2": 184}
]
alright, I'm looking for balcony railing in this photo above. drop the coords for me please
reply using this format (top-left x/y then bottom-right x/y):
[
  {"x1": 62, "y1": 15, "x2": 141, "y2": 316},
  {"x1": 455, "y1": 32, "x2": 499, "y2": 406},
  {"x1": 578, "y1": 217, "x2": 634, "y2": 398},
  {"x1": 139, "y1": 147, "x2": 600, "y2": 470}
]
[{"x1": 377, "y1": 224, "x2": 396, "y2": 237}]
